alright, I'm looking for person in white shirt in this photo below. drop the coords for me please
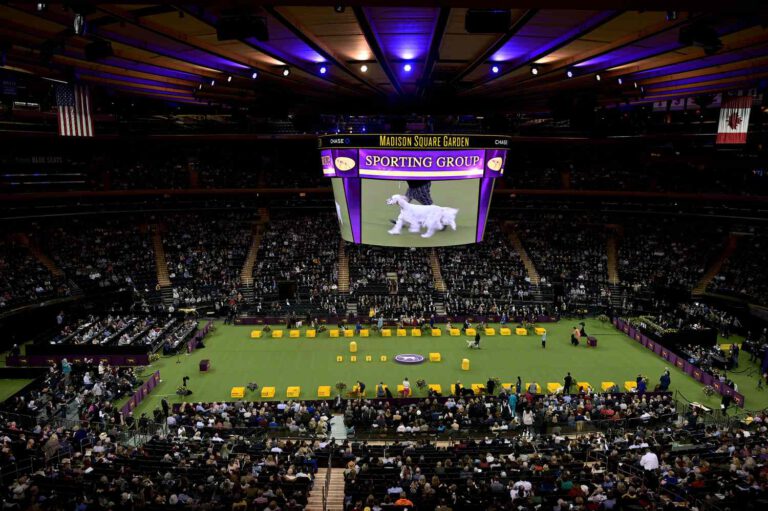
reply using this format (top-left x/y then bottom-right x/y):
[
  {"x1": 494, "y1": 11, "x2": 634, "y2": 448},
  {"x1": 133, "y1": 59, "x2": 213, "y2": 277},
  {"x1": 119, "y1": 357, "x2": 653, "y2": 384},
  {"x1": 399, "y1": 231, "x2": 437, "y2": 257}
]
[
  {"x1": 639, "y1": 449, "x2": 659, "y2": 470},
  {"x1": 402, "y1": 377, "x2": 411, "y2": 397}
]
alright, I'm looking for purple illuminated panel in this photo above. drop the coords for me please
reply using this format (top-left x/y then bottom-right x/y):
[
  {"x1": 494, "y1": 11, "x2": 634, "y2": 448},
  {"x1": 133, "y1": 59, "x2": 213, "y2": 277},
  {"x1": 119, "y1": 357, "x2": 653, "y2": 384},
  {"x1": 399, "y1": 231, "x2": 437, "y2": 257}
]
[
  {"x1": 483, "y1": 149, "x2": 507, "y2": 178},
  {"x1": 359, "y1": 149, "x2": 485, "y2": 180},
  {"x1": 321, "y1": 150, "x2": 335, "y2": 176},
  {"x1": 342, "y1": 177, "x2": 362, "y2": 243},
  {"x1": 476, "y1": 177, "x2": 496, "y2": 242},
  {"x1": 331, "y1": 149, "x2": 359, "y2": 178}
]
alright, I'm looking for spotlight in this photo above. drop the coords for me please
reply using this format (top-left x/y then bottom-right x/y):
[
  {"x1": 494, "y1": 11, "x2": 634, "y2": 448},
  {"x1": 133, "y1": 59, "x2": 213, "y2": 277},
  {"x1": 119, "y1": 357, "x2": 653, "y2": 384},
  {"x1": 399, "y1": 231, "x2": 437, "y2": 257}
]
[
  {"x1": 633, "y1": 81, "x2": 638, "y2": 88},
  {"x1": 334, "y1": 4, "x2": 345, "y2": 13},
  {"x1": 210, "y1": 79, "x2": 215, "y2": 86},
  {"x1": 198, "y1": 83, "x2": 202, "y2": 90},
  {"x1": 403, "y1": 63, "x2": 412, "y2": 72},
  {"x1": 73, "y1": 13, "x2": 85, "y2": 35},
  {"x1": 319, "y1": 64, "x2": 328, "y2": 75},
  {"x1": 36, "y1": 2, "x2": 46, "y2": 11},
  {"x1": 566, "y1": 69, "x2": 574, "y2": 78},
  {"x1": 282, "y1": 67, "x2": 290, "y2": 77},
  {"x1": 252, "y1": 71, "x2": 259, "y2": 79},
  {"x1": 530, "y1": 66, "x2": 539, "y2": 76},
  {"x1": 360, "y1": 64, "x2": 368, "y2": 73},
  {"x1": 595, "y1": 73, "x2": 601, "y2": 81},
  {"x1": 491, "y1": 65, "x2": 500, "y2": 74},
  {"x1": 617, "y1": 77, "x2": 623, "y2": 85},
  {"x1": 227, "y1": 75, "x2": 232, "y2": 83}
]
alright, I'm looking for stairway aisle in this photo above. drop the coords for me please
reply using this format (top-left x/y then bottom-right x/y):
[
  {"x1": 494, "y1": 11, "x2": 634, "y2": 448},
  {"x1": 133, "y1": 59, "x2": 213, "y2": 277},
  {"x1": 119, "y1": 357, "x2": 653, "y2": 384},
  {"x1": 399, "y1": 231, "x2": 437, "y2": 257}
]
[
  {"x1": 337, "y1": 240, "x2": 350, "y2": 293},
  {"x1": 429, "y1": 248, "x2": 447, "y2": 292},
  {"x1": 240, "y1": 223, "x2": 263, "y2": 302},
  {"x1": 693, "y1": 233, "x2": 739, "y2": 295},
  {"x1": 304, "y1": 467, "x2": 346, "y2": 511},
  {"x1": 503, "y1": 221, "x2": 543, "y2": 300},
  {"x1": 151, "y1": 226, "x2": 172, "y2": 305}
]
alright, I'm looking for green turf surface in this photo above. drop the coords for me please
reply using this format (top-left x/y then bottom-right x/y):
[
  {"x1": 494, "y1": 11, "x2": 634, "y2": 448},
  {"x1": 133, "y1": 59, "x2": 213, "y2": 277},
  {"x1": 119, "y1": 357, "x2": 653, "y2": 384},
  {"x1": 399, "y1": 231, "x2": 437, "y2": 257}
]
[
  {"x1": 131, "y1": 319, "x2": 768, "y2": 417},
  {"x1": 0, "y1": 379, "x2": 33, "y2": 402}
]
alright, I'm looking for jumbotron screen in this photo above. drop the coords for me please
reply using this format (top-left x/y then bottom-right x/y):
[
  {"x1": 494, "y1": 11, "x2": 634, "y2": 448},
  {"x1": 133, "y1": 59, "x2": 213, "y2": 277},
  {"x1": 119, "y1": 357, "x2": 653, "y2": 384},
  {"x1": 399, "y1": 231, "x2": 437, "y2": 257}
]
[{"x1": 320, "y1": 134, "x2": 510, "y2": 247}]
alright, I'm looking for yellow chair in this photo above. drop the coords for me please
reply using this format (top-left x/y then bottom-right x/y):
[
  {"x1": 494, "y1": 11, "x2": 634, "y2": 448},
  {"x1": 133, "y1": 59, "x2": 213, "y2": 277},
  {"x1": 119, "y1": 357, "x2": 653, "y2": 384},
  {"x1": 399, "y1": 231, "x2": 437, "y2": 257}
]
[
  {"x1": 466, "y1": 328, "x2": 477, "y2": 336},
  {"x1": 428, "y1": 384, "x2": 442, "y2": 394},
  {"x1": 396, "y1": 384, "x2": 405, "y2": 395},
  {"x1": 450, "y1": 328, "x2": 460, "y2": 336},
  {"x1": 350, "y1": 355, "x2": 357, "y2": 362},
  {"x1": 349, "y1": 341, "x2": 357, "y2": 353},
  {"x1": 306, "y1": 329, "x2": 316, "y2": 338},
  {"x1": 429, "y1": 352, "x2": 441, "y2": 362},
  {"x1": 431, "y1": 329, "x2": 441, "y2": 336},
  {"x1": 601, "y1": 381, "x2": 616, "y2": 391},
  {"x1": 500, "y1": 328, "x2": 512, "y2": 336},
  {"x1": 396, "y1": 329, "x2": 407, "y2": 337},
  {"x1": 365, "y1": 355, "x2": 372, "y2": 362},
  {"x1": 231, "y1": 387, "x2": 245, "y2": 398},
  {"x1": 317, "y1": 386, "x2": 331, "y2": 398},
  {"x1": 250, "y1": 330, "x2": 262, "y2": 339},
  {"x1": 501, "y1": 382, "x2": 515, "y2": 391},
  {"x1": 547, "y1": 383, "x2": 561, "y2": 394},
  {"x1": 380, "y1": 355, "x2": 387, "y2": 362},
  {"x1": 526, "y1": 383, "x2": 541, "y2": 393},
  {"x1": 534, "y1": 327, "x2": 546, "y2": 336},
  {"x1": 261, "y1": 387, "x2": 275, "y2": 399},
  {"x1": 344, "y1": 329, "x2": 354, "y2": 338},
  {"x1": 289, "y1": 330, "x2": 300, "y2": 338},
  {"x1": 411, "y1": 328, "x2": 422, "y2": 337},
  {"x1": 330, "y1": 329, "x2": 340, "y2": 338},
  {"x1": 336, "y1": 355, "x2": 343, "y2": 362},
  {"x1": 351, "y1": 383, "x2": 365, "y2": 397},
  {"x1": 272, "y1": 330, "x2": 283, "y2": 338},
  {"x1": 485, "y1": 328, "x2": 496, "y2": 336},
  {"x1": 515, "y1": 328, "x2": 528, "y2": 335},
  {"x1": 461, "y1": 358, "x2": 470, "y2": 371},
  {"x1": 624, "y1": 381, "x2": 637, "y2": 392},
  {"x1": 360, "y1": 329, "x2": 369, "y2": 337},
  {"x1": 577, "y1": 381, "x2": 591, "y2": 392},
  {"x1": 382, "y1": 329, "x2": 392, "y2": 337},
  {"x1": 286, "y1": 386, "x2": 300, "y2": 398},
  {"x1": 471, "y1": 383, "x2": 485, "y2": 394}
]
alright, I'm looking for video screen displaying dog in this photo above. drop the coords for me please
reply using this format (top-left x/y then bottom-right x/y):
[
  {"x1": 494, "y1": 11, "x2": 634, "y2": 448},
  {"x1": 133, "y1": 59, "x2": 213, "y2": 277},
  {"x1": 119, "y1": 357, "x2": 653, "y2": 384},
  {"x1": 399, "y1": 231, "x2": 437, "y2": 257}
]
[{"x1": 360, "y1": 179, "x2": 481, "y2": 247}]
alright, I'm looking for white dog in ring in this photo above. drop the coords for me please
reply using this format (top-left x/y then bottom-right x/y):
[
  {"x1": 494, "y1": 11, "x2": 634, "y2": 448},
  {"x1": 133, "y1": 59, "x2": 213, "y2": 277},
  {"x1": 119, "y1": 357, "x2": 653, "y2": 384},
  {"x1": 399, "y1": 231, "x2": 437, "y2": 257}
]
[{"x1": 386, "y1": 194, "x2": 459, "y2": 238}]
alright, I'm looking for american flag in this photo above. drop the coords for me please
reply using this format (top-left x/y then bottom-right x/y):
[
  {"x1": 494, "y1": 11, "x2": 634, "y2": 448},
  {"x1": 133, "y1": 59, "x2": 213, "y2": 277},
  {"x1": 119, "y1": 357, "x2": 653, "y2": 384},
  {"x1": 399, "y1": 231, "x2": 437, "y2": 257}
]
[{"x1": 56, "y1": 84, "x2": 93, "y2": 137}]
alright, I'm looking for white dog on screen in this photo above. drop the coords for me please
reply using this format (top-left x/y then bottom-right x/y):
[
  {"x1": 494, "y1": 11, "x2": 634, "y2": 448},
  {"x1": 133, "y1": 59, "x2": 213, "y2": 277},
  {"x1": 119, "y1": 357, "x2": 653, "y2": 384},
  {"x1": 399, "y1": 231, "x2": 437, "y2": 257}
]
[{"x1": 386, "y1": 194, "x2": 459, "y2": 238}]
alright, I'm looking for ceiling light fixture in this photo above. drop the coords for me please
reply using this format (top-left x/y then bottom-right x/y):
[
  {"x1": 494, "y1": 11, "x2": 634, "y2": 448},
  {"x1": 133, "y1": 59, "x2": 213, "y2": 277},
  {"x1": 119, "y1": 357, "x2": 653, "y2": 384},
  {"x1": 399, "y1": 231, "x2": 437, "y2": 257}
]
[
  {"x1": 319, "y1": 64, "x2": 328, "y2": 75},
  {"x1": 360, "y1": 64, "x2": 368, "y2": 73},
  {"x1": 227, "y1": 75, "x2": 232, "y2": 83},
  {"x1": 282, "y1": 67, "x2": 291, "y2": 77},
  {"x1": 617, "y1": 77, "x2": 623, "y2": 85},
  {"x1": 566, "y1": 69, "x2": 574, "y2": 78},
  {"x1": 633, "y1": 81, "x2": 638, "y2": 88},
  {"x1": 491, "y1": 65, "x2": 500, "y2": 74},
  {"x1": 595, "y1": 73, "x2": 602, "y2": 81},
  {"x1": 252, "y1": 71, "x2": 258, "y2": 79},
  {"x1": 530, "y1": 66, "x2": 539, "y2": 76},
  {"x1": 403, "y1": 63, "x2": 412, "y2": 72}
]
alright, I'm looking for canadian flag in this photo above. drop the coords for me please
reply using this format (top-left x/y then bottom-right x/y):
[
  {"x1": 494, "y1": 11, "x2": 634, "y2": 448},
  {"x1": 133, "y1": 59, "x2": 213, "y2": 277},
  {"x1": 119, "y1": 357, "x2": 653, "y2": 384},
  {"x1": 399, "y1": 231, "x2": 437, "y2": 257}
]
[{"x1": 716, "y1": 96, "x2": 752, "y2": 144}]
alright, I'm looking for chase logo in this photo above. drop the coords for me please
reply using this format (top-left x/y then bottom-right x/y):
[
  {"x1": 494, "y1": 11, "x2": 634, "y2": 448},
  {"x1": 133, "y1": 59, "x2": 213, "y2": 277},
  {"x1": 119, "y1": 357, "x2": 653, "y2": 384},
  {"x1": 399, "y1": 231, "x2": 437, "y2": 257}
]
[
  {"x1": 394, "y1": 354, "x2": 425, "y2": 364},
  {"x1": 328, "y1": 137, "x2": 351, "y2": 145}
]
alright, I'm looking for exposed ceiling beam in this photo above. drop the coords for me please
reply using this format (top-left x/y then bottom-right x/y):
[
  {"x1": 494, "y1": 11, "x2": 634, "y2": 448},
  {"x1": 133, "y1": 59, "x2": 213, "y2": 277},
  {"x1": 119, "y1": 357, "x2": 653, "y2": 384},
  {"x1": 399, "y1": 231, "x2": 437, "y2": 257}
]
[
  {"x1": 450, "y1": 9, "x2": 537, "y2": 84},
  {"x1": 177, "y1": 5, "x2": 369, "y2": 98},
  {"x1": 353, "y1": 6, "x2": 403, "y2": 96},
  {"x1": 465, "y1": 10, "x2": 622, "y2": 91},
  {"x1": 417, "y1": 7, "x2": 451, "y2": 97},
  {"x1": 265, "y1": 5, "x2": 386, "y2": 96},
  {"x1": 641, "y1": 56, "x2": 768, "y2": 86}
]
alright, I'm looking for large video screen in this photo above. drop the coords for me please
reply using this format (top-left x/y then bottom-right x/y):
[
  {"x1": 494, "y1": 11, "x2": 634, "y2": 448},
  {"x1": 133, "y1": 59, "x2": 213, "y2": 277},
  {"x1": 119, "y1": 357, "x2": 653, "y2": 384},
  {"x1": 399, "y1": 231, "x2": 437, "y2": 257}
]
[{"x1": 321, "y1": 134, "x2": 509, "y2": 247}]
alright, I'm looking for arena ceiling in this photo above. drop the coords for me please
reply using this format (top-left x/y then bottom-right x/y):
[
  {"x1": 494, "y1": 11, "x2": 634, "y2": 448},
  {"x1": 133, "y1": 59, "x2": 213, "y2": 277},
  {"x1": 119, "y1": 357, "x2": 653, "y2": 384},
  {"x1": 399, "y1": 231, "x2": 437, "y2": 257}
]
[{"x1": 1, "y1": 1, "x2": 767, "y2": 111}]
